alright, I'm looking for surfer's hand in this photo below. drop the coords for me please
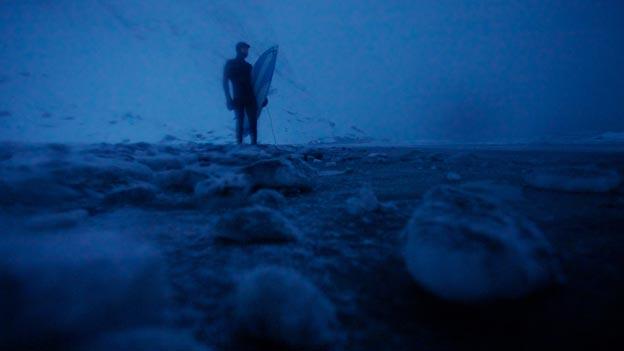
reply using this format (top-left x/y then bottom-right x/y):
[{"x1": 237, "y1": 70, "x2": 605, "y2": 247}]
[
  {"x1": 262, "y1": 98, "x2": 268, "y2": 107},
  {"x1": 226, "y1": 99, "x2": 234, "y2": 111}
]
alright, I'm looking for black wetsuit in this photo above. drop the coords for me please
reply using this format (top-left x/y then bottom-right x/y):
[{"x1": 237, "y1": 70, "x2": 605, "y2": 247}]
[{"x1": 223, "y1": 57, "x2": 258, "y2": 144}]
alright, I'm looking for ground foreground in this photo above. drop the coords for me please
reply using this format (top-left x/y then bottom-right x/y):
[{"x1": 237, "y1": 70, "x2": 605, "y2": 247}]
[{"x1": 1, "y1": 142, "x2": 623, "y2": 350}]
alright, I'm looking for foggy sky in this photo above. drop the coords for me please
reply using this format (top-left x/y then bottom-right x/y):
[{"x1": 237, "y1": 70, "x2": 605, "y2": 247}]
[
  {"x1": 268, "y1": 0, "x2": 624, "y2": 142},
  {"x1": 1, "y1": 0, "x2": 623, "y2": 143}
]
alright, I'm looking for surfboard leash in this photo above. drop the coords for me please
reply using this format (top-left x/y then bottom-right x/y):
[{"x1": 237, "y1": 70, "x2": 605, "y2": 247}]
[{"x1": 266, "y1": 106, "x2": 277, "y2": 145}]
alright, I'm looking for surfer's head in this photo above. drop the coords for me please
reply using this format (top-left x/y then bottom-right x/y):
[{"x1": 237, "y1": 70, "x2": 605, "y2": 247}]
[{"x1": 235, "y1": 41, "x2": 250, "y2": 59}]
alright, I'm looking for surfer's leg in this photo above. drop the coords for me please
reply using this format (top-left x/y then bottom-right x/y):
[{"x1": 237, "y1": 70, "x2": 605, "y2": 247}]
[
  {"x1": 234, "y1": 107, "x2": 244, "y2": 144},
  {"x1": 247, "y1": 104, "x2": 258, "y2": 145}
]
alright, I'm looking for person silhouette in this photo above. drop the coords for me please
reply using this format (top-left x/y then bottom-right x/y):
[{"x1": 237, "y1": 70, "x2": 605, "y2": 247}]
[{"x1": 223, "y1": 41, "x2": 267, "y2": 145}]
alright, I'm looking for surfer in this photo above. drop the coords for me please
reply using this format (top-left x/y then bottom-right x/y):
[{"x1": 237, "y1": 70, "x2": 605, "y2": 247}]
[{"x1": 223, "y1": 41, "x2": 267, "y2": 145}]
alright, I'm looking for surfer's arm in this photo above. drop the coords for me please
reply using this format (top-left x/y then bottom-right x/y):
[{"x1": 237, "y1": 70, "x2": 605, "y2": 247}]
[{"x1": 222, "y1": 63, "x2": 233, "y2": 107}]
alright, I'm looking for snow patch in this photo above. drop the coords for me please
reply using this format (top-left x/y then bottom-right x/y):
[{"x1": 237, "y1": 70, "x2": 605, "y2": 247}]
[
  {"x1": 243, "y1": 158, "x2": 317, "y2": 192},
  {"x1": 214, "y1": 206, "x2": 300, "y2": 244},
  {"x1": 232, "y1": 266, "x2": 337, "y2": 349},
  {"x1": 403, "y1": 185, "x2": 563, "y2": 302},
  {"x1": 345, "y1": 185, "x2": 382, "y2": 215}
]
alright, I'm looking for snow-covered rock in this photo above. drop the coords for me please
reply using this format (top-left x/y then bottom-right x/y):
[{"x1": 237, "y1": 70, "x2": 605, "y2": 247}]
[
  {"x1": 214, "y1": 206, "x2": 300, "y2": 244},
  {"x1": 225, "y1": 146, "x2": 271, "y2": 163},
  {"x1": 155, "y1": 168, "x2": 208, "y2": 193},
  {"x1": 243, "y1": 158, "x2": 317, "y2": 192},
  {"x1": 363, "y1": 152, "x2": 390, "y2": 163},
  {"x1": 1, "y1": 150, "x2": 156, "y2": 207},
  {"x1": 248, "y1": 189, "x2": 286, "y2": 208},
  {"x1": 300, "y1": 147, "x2": 325, "y2": 161},
  {"x1": 137, "y1": 156, "x2": 184, "y2": 171},
  {"x1": 0, "y1": 233, "x2": 169, "y2": 349},
  {"x1": 103, "y1": 184, "x2": 158, "y2": 206},
  {"x1": 403, "y1": 185, "x2": 563, "y2": 302},
  {"x1": 345, "y1": 185, "x2": 381, "y2": 215},
  {"x1": 55, "y1": 158, "x2": 155, "y2": 192},
  {"x1": 525, "y1": 167, "x2": 621, "y2": 193},
  {"x1": 233, "y1": 266, "x2": 337, "y2": 349},
  {"x1": 194, "y1": 172, "x2": 250, "y2": 199},
  {"x1": 78, "y1": 328, "x2": 207, "y2": 351}
]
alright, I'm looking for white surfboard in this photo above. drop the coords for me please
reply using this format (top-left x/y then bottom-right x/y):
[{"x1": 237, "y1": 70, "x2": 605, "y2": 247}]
[{"x1": 243, "y1": 45, "x2": 278, "y2": 137}]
